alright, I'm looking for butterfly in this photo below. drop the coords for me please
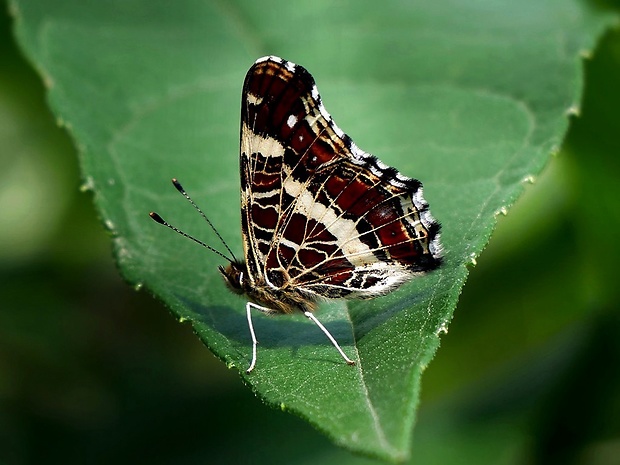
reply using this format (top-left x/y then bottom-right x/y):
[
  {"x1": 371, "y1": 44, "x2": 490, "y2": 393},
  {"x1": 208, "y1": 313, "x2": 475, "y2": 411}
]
[{"x1": 151, "y1": 56, "x2": 442, "y2": 373}]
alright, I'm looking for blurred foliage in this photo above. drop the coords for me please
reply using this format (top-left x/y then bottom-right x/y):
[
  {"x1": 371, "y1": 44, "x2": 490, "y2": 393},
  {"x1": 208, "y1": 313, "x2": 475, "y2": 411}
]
[{"x1": 1, "y1": 2, "x2": 619, "y2": 465}]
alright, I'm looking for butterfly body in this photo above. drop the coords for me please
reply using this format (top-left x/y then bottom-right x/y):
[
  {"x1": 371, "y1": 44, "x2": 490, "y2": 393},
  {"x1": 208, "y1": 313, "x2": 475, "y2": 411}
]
[{"x1": 219, "y1": 261, "x2": 318, "y2": 315}]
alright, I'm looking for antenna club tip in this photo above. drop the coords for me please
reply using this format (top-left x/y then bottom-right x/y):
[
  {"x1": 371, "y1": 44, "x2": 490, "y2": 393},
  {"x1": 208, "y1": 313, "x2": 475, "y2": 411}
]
[
  {"x1": 171, "y1": 178, "x2": 184, "y2": 192},
  {"x1": 149, "y1": 212, "x2": 165, "y2": 224}
]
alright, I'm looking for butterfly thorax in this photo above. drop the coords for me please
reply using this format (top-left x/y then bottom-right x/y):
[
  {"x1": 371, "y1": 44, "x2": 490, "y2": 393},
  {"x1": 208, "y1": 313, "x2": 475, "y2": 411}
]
[{"x1": 219, "y1": 262, "x2": 318, "y2": 315}]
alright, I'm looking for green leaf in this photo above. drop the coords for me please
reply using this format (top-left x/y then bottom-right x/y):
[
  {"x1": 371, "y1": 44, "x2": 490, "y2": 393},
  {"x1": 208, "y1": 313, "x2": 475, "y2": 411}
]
[{"x1": 10, "y1": 0, "x2": 614, "y2": 461}]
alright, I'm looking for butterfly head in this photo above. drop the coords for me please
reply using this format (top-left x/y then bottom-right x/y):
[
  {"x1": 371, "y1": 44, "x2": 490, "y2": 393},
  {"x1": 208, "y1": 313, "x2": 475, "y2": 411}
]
[{"x1": 219, "y1": 261, "x2": 248, "y2": 296}]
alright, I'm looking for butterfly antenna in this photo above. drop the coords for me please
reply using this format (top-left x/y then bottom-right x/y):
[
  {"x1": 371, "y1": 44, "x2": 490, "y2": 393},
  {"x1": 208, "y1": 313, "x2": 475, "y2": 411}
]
[
  {"x1": 149, "y1": 211, "x2": 234, "y2": 263},
  {"x1": 168, "y1": 178, "x2": 239, "y2": 262}
]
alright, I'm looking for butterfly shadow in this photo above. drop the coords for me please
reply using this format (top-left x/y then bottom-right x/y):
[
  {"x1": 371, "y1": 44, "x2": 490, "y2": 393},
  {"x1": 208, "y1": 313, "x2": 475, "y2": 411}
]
[
  {"x1": 175, "y1": 295, "x2": 356, "y2": 366},
  {"x1": 333, "y1": 280, "x2": 441, "y2": 345}
]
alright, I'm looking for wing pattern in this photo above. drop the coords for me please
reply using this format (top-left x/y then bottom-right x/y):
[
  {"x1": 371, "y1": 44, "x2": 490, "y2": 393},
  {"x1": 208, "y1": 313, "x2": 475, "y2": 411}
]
[{"x1": 239, "y1": 56, "x2": 442, "y2": 302}]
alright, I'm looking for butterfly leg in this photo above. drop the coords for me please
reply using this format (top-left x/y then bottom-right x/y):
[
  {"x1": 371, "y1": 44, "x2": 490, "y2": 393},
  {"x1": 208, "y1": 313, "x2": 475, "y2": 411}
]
[
  {"x1": 245, "y1": 302, "x2": 259, "y2": 373},
  {"x1": 303, "y1": 312, "x2": 356, "y2": 366},
  {"x1": 245, "y1": 301, "x2": 274, "y2": 374}
]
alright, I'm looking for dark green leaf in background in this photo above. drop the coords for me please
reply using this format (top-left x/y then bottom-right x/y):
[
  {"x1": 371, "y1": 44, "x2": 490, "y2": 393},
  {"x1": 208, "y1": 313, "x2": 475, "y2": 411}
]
[{"x1": 8, "y1": 0, "x2": 617, "y2": 461}]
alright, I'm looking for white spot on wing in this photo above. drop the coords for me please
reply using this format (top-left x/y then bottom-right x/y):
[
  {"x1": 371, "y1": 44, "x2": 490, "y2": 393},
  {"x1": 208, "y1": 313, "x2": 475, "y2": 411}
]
[
  {"x1": 412, "y1": 188, "x2": 426, "y2": 209},
  {"x1": 311, "y1": 85, "x2": 320, "y2": 101},
  {"x1": 375, "y1": 159, "x2": 388, "y2": 170},
  {"x1": 429, "y1": 234, "x2": 443, "y2": 257},
  {"x1": 246, "y1": 93, "x2": 263, "y2": 105},
  {"x1": 286, "y1": 114, "x2": 298, "y2": 128},
  {"x1": 420, "y1": 209, "x2": 435, "y2": 229},
  {"x1": 285, "y1": 61, "x2": 296, "y2": 72},
  {"x1": 349, "y1": 142, "x2": 366, "y2": 160},
  {"x1": 369, "y1": 165, "x2": 384, "y2": 179},
  {"x1": 256, "y1": 55, "x2": 282, "y2": 64}
]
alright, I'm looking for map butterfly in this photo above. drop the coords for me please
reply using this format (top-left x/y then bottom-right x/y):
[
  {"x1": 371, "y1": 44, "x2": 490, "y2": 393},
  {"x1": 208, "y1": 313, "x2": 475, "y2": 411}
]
[{"x1": 151, "y1": 56, "x2": 442, "y2": 373}]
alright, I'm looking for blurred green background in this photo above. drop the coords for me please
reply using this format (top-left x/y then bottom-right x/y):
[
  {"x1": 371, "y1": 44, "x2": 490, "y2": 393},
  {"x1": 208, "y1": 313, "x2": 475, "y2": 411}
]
[{"x1": 1, "y1": 2, "x2": 619, "y2": 465}]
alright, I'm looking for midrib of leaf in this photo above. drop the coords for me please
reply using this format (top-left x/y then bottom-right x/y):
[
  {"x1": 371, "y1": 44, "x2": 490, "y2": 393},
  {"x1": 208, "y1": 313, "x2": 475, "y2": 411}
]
[{"x1": 348, "y1": 308, "x2": 395, "y2": 456}]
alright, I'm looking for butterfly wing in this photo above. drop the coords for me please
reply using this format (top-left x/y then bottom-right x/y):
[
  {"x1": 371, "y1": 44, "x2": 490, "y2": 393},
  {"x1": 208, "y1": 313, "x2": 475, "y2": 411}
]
[{"x1": 240, "y1": 56, "x2": 441, "y2": 300}]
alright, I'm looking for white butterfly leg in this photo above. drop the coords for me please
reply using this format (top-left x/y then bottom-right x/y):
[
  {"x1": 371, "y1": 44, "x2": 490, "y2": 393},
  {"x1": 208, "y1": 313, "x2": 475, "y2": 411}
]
[
  {"x1": 245, "y1": 303, "x2": 356, "y2": 373},
  {"x1": 304, "y1": 311, "x2": 356, "y2": 366},
  {"x1": 245, "y1": 302, "x2": 264, "y2": 373}
]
